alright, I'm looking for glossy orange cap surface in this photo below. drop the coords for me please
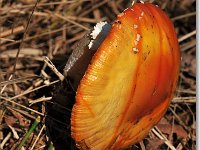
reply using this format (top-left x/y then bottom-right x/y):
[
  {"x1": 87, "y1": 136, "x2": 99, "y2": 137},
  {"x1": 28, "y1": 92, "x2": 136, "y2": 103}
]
[{"x1": 71, "y1": 2, "x2": 180, "y2": 150}]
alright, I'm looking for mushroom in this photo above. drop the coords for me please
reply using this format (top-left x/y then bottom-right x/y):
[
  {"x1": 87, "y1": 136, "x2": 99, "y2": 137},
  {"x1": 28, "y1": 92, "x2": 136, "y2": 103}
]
[{"x1": 64, "y1": 2, "x2": 180, "y2": 150}]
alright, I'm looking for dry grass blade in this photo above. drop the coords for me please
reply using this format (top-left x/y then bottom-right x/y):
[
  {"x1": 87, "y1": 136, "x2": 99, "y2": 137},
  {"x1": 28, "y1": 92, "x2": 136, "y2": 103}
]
[
  {"x1": 178, "y1": 30, "x2": 196, "y2": 43},
  {"x1": 0, "y1": 75, "x2": 13, "y2": 94},
  {"x1": 53, "y1": 13, "x2": 90, "y2": 31},
  {"x1": 29, "y1": 96, "x2": 52, "y2": 106},
  {"x1": 0, "y1": 76, "x2": 40, "y2": 86},
  {"x1": 8, "y1": 125, "x2": 19, "y2": 139},
  {"x1": 0, "y1": 96, "x2": 44, "y2": 116},
  {"x1": 43, "y1": 57, "x2": 64, "y2": 81},
  {"x1": 0, "y1": 1, "x2": 90, "y2": 10},
  {"x1": 0, "y1": 37, "x2": 15, "y2": 42},
  {"x1": 0, "y1": 132, "x2": 12, "y2": 149},
  {"x1": 7, "y1": 107, "x2": 36, "y2": 120},
  {"x1": 171, "y1": 12, "x2": 196, "y2": 21},
  {"x1": 151, "y1": 128, "x2": 176, "y2": 150},
  {"x1": 172, "y1": 98, "x2": 196, "y2": 103},
  {"x1": 80, "y1": 0, "x2": 108, "y2": 17},
  {"x1": 30, "y1": 124, "x2": 45, "y2": 150},
  {"x1": 0, "y1": 26, "x2": 24, "y2": 38},
  {"x1": 169, "y1": 107, "x2": 189, "y2": 131},
  {"x1": 16, "y1": 116, "x2": 40, "y2": 150},
  {"x1": 12, "y1": 0, "x2": 39, "y2": 75},
  {"x1": 1, "y1": 79, "x2": 59, "y2": 101},
  {"x1": 0, "y1": 26, "x2": 72, "y2": 49}
]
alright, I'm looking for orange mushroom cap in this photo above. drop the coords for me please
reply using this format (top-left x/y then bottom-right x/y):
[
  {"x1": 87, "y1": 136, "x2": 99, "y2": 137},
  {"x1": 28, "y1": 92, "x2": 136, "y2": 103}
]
[{"x1": 71, "y1": 2, "x2": 180, "y2": 150}]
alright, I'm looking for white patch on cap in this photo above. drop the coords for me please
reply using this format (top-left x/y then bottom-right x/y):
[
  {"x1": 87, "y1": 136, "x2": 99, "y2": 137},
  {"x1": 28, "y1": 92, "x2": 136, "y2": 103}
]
[
  {"x1": 141, "y1": 11, "x2": 144, "y2": 16},
  {"x1": 140, "y1": 0, "x2": 144, "y2": 4},
  {"x1": 88, "y1": 22, "x2": 109, "y2": 49},
  {"x1": 134, "y1": 24, "x2": 138, "y2": 29},
  {"x1": 118, "y1": 12, "x2": 125, "y2": 17},
  {"x1": 124, "y1": 8, "x2": 129, "y2": 11},
  {"x1": 134, "y1": 40, "x2": 138, "y2": 46},
  {"x1": 88, "y1": 41, "x2": 94, "y2": 49},
  {"x1": 134, "y1": 34, "x2": 141, "y2": 46},
  {"x1": 91, "y1": 22, "x2": 108, "y2": 40},
  {"x1": 136, "y1": 34, "x2": 141, "y2": 41},
  {"x1": 131, "y1": 1, "x2": 135, "y2": 6},
  {"x1": 133, "y1": 47, "x2": 139, "y2": 53}
]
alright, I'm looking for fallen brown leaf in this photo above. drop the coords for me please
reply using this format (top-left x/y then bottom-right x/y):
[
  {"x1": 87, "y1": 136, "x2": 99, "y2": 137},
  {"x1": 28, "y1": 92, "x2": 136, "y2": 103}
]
[
  {"x1": 147, "y1": 138, "x2": 165, "y2": 150},
  {"x1": 4, "y1": 116, "x2": 17, "y2": 127},
  {"x1": 157, "y1": 124, "x2": 188, "y2": 139},
  {"x1": 7, "y1": 107, "x2": 29, "y2": 127}
]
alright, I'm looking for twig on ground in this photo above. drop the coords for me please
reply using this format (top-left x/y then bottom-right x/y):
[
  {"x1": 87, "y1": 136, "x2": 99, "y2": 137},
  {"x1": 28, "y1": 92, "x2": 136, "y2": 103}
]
[
  {"x1": 178, "y1": 30, "x2": 196, "y2": 43},
  {"x1": 0, "y1": 37, "x2": 15, "y2": 42},
  {"x1": 30, "y1": 124, "x2": 45, "y2": 150},
  {"x1": 172, "y1": 12, "x2": 196, "y2": 21},
  {"x1": 17, "y1": 116, "x2": 40, "y2": 150},
  {"x1": 151, "y1": 127, "x2": 176, "y2": 150},
  {"x1": 0, "y1": 75, "x2": 13, "y2": 94},
  {"x1": 139, "y1": 141, "x2": 146, "y2": 150},
  {"x1": 0, "y1": 132, "x2": 12, "y2": 149},
  {"x1": 0, "y1": 96, "x2": 44, "y2": 116},
  {"x1": 8, "y1": 125, "x2": 19, "y2": 139},
  {"x1": 44, "y1": 57, "x2": 64, "y2": 81},
  {"x1": 169, "y1": 107, "x2": 189, "y2": 131},
  {"x1": 0, "y1": 76, "x2": 40, "y2": 87},
  {"x1": 29, "y1": 96, "x2": 52, "y2": 106},
  {"x1": 10, "y1": 79, "x2": 59, "y2": 101},
  {"x1": 12, "y1": 0, "x2": 39, "y2": 75},
  {"x1": 53, "y1": 13, "x2": 90, "y2": 31},
  {"x1": 0, "y1": 79, "x2": 59, "y2": 116},
  {"x1": 0, "y1": 26, "x2": 24, "y2": 38},
  {"x1": 6, "y1": 107, "x2": 36, "y2": 120},
  {"x1": 172, "y1": 99, "x2": 196, "y2": 103}
]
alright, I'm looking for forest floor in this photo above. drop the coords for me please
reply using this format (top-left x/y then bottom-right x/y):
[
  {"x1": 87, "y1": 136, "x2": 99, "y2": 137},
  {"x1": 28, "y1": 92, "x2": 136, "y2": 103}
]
[{"x1": 0, "y1": 0, "x2": 196, "y2": 150}]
